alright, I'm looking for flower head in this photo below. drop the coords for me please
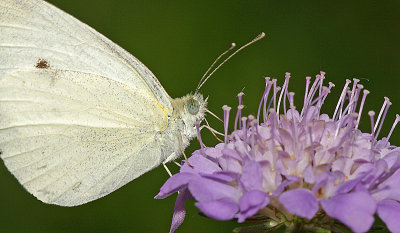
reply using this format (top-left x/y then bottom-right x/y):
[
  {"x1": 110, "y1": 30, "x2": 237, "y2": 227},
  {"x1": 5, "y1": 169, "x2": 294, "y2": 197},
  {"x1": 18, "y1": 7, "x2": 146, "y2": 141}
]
[{"x1": 156, "y1": 72, "x2": 400, "y2": 233}]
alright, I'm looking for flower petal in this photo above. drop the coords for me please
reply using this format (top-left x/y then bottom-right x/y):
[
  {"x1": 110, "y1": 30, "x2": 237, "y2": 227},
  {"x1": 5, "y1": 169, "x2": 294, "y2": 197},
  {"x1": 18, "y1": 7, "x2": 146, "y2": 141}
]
[
  {"x1": 180, "y1": 151, "x2": 221, "y2": 174},
  {"x1": 335, "y1": 178, "x2": 361, "y2": 195},
  {"x1": 218, "y1": 155, "x2": 242, "y2": 173},
  {"x1": 195, "y1": 198, "x2": 238, "y2": 221},
  {"x1": 155, "y1": 172, "x2": 195, "y2": 199},
  {"x1": 350, "y1": 162, "x2": 374, "y2": 179},
  {"x1": 188, "y1": 176, "x2": 240, "y2": 202},
  {"x1": 221, "y1": 148, "x2": 242, "y2": 160},
  {"x1": 169, "y1": 188, "x2": 193, "y2": 233},
  {"x1": 234, "y1": 140, "x2": 250, "y2": 155},
  {"x1": 382, "y1": 150, "x2": 400, "y2": 170},
  {"x1": 303, "y1": 164, "x2": 315, "y2": 184},
  {"x1": 204, "y1": 147, "x2": 223, "y2": 159},
  {"x1": 240, "y1": 161, "x2": 262, "y2": 191},
  {"x1": 237, "y1": 190, "x2": 269, "y2": 223},
  {"x1": 321, "y1": 191, "x2": 376, "y2": 233},
  {"x1": 377, "y1": 200, "x2": 400, "y2": 233},
  {"x1": 279, "y1": 188, "x2": 318, "y2": 219},
  {"x1": 200, "y1": 171, "x2": 237, "y2": 182},
  {"x1": 272, "y1": 176, "x2": 299, "y2": 196},
  {"x1": 373, "y1": 169, "x2": 400, "y2": 202}
]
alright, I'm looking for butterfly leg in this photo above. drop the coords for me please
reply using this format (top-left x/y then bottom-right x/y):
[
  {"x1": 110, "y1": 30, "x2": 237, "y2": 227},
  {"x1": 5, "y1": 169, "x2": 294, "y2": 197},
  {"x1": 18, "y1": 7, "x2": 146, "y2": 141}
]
[
  {"x1": 177, "y1": 133, "x2": 193, "y2": 168},
  {"x1": 173, "y1": 161, "x2": 181, "y2": 167},
  {"x1": 162, "y1": 162, "x2": 173, "y2": 177},
  {"x1": 162, "y1": 160, "x2": 182, "y2": 177},
  {"x1": 162, "y1": 152, "x2": 180, "y2": 177}
]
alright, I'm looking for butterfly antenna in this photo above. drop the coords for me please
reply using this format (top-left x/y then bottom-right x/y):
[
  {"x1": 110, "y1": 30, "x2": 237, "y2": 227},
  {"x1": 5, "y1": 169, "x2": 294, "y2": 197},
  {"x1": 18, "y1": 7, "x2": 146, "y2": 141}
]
[
  {"x1": 205, "y1": 108, "x2": 223, "y2": 122},
  {"x1": 201, "y1": 118, "x2": 224, "y2": 142},
  {"x1": 197, "y1": 32, "x2": 266, "y2": 91},
  {"x1": 196, "y1": 43, "x2": 236, "y2": 91}
]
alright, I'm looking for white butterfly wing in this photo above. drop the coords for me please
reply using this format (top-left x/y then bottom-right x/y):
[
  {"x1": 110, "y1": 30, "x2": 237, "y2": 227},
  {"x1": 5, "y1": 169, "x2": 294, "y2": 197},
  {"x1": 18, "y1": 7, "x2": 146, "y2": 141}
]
[{"x1": 0, "y1": 0, "x2": 173, "y2": 206}]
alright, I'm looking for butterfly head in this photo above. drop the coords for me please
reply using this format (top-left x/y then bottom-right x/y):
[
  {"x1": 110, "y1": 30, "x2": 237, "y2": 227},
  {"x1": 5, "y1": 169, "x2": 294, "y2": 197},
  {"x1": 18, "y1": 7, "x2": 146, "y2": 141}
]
[
  {"x1": 187, "y1": 97, "x2": 200, "y2": 115},
  {"x1": 183, "y1": 92, "x2": 207, "y2": 125},
  {"x1": 171, "y1": 92, "x2": 207, "y2": 142}
]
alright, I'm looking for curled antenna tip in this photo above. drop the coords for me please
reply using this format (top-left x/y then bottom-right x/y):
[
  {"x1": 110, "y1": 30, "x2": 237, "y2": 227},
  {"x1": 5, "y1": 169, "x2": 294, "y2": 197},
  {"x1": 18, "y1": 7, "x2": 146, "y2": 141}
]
[
  {"x1": 257, "y1": 32, "x2": 266, "y2": 39},
  {"x1": 197, "y1": 32, "x2": 266, "y2": 91}
]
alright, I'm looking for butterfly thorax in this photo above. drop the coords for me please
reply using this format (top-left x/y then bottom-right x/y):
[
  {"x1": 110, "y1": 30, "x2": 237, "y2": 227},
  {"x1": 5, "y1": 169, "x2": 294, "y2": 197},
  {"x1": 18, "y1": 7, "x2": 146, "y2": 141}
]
[{"x1": 159, "y1": 93, "x2": 207, "y2": 163}]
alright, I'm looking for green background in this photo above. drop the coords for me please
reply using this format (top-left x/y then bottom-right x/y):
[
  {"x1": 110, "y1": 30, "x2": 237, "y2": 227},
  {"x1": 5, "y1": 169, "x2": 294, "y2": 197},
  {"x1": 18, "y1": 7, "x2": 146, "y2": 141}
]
[{"x1": 1, "y1": 0, "x2": 399, "y2": 232}]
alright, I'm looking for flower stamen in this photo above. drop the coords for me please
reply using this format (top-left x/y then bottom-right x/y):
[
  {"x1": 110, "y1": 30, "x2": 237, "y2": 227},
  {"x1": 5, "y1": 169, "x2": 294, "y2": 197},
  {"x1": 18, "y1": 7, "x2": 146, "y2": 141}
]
[
  {"x1": 355, "y1": 89, "x2": 370, "y2": 129},
  {"x1": 258, "y1": 78, "x2": 272, "y2": 123},
  {"x1": 375, "y1": 98, "x2": 391, "y2": 140},
  {"x1": 223, "y1": 105, "x2": 231, "y2": 143},
  {"x1": 277, "y1": 73, "x2": 291, "y2": 120},
  {"x1": 374, "y1": 97, "x2": 390, "y2": 133},
  {"x1": 333, "y1": 79, "x2": 351, "y2": 121},
  {"x1": 387, "y1": 114, "x2": 400, "y2": 141}
]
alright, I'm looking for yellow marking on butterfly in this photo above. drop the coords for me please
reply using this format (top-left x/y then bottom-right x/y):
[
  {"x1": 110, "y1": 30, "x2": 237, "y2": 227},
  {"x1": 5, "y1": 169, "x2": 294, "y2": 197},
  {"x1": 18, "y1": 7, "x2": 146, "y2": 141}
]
[{"x1": 157, "y1": 102, "x2": 169, "y2": 131}]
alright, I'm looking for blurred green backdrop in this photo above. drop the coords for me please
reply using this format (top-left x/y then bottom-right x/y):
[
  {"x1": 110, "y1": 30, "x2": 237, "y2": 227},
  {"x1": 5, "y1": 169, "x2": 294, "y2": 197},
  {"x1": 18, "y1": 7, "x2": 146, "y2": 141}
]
[{"x1": 1, "y1": 0, "x2": 399, "y2": 232}]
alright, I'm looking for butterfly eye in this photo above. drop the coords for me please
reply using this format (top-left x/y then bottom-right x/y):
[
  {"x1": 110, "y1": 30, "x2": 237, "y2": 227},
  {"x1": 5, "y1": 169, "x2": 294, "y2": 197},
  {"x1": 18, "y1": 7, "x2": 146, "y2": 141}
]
[{"x1": 187, "y1": 98, "x2": 200, "y2": 115}]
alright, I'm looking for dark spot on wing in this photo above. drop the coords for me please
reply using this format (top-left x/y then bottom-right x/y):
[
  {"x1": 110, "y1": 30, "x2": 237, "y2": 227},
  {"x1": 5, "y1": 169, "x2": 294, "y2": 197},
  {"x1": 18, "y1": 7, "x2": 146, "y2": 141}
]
[
  {"x1": 35, "y1": 59, "x2": 50, "y2": 69},
  {"x1": 0, "y1": 149, "x2": 2, "y2": 156}
]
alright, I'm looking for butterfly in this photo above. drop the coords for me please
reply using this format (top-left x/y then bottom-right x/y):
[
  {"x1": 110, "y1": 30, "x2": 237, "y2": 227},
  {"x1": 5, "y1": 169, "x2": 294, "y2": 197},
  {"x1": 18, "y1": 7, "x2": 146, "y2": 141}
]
[{"x1": 0, "y1": 0, "x2": 207, "y2": 206}]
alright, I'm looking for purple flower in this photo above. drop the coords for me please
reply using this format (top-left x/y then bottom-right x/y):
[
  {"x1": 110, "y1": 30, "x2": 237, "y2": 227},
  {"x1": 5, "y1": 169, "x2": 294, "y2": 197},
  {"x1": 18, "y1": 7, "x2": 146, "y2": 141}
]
[{"x1": 156, "y1": 72, "x2": 400, "y2": 233}]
